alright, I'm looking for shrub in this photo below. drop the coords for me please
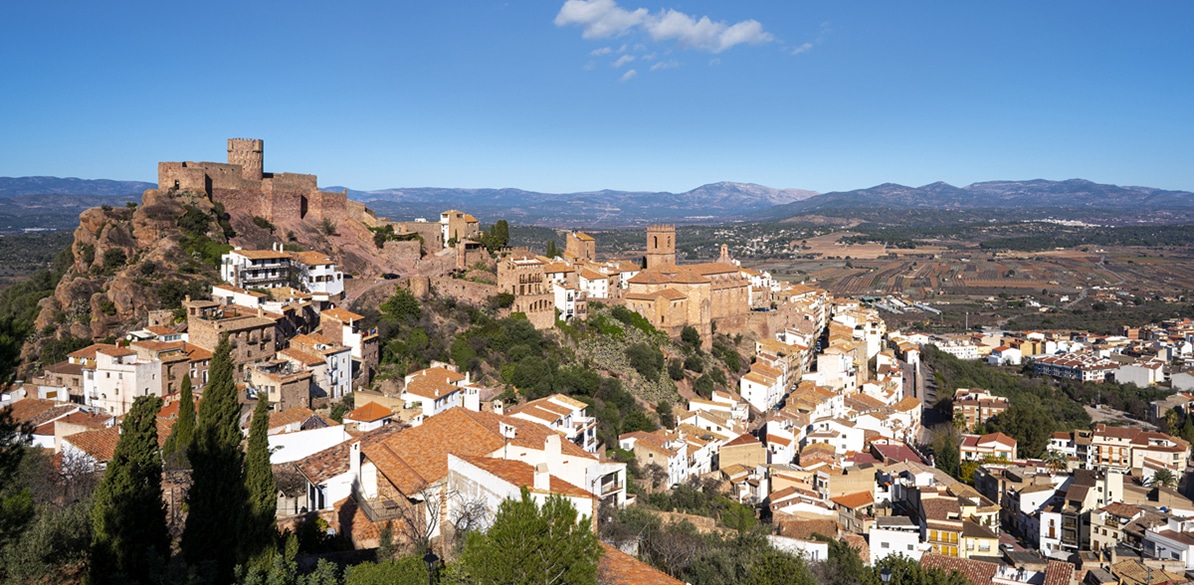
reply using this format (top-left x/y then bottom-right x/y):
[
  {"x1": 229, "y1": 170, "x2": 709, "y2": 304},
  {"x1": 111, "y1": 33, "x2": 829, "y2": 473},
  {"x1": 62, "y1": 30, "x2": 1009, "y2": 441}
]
[
  {"x1": 626, "y1": 343, "x2": 664, "y2": 381},
  {"x1": 684, "y1": 354, "x2": 704, "y2": 373},
  {"x1": 102, "y1": 248, "x2": 127, "y2": 271},
  {"x1": 251, "y1": 216, "x2": 275, "y2": 232},
  {"x1": 668, "y1": 359, "x2": 684, "y2": 381}
]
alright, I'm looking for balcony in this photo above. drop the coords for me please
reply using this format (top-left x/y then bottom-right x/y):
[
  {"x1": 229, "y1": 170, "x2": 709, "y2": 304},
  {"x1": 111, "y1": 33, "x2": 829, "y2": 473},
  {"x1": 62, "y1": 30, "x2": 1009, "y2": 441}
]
[{"x1": 351, "y1": 484, "x2": 406, "y2": 522}]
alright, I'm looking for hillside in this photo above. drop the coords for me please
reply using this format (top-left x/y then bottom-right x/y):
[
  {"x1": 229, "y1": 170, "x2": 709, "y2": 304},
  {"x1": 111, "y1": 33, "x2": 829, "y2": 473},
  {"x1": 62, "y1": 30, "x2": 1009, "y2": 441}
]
[
  {"x1": 755, "y1": 179, "x2": 1194, "y2": 226},
  {"x1": 332, "y1": 181, "x2": 817, "y2": 228},
  {"x1": 18, "y1": 186, "x2": 417, "y2": 374}
]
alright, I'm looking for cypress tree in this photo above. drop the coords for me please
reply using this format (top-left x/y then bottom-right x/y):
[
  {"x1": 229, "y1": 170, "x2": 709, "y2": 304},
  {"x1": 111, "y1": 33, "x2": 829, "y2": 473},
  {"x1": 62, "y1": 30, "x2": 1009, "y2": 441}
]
[
  {"x1": 182, "y1": 335, "x2": 247, "y2": 581},
  {"x1": 90, "y1": 395, "x2": 169, "y2": 584},
  {"x1": 162, "y1": 373, "x2": 195, "y2": 468},
  {"x1": 243, "y1": 397, "x2": 276, "y2": 565}
]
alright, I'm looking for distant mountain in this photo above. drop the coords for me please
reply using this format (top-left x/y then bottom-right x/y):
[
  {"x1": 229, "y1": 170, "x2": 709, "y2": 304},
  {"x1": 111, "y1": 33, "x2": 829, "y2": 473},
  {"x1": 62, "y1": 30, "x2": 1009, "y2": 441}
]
[
  {"x1": 755, "y1": 179, "x2": 1194, "y2": 224},
  {"x1": 326, "y1": 181, "x2": 817, "y2": 228},
  {"x1": 0, "y1": 176, "x2": 154, "y2": 197}
]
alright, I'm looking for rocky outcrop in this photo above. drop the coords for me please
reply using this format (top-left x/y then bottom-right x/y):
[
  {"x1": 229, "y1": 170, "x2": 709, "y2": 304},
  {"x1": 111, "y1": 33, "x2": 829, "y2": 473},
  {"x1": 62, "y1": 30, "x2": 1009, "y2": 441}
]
[{"x1": 22, "y1": 186, "x2": 417, "y2": 369}]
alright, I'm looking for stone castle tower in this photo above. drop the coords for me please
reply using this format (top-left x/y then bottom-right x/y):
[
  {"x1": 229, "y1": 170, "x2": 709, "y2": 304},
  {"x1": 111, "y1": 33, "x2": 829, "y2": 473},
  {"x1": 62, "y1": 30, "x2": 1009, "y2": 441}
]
[
  {"x1": 227, "y1": 138, "x2": 264, "y2": 181},
  {"x1": 645, "y1": 224, "x2": 676, "y2": 269}
]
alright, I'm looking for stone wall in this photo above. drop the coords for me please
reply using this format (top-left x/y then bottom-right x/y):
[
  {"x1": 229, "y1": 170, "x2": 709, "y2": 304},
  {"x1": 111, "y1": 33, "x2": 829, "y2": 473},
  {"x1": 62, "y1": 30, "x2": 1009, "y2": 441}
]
[{"x1": 429, "y1": 276, "x2": 496, "y2": 308}]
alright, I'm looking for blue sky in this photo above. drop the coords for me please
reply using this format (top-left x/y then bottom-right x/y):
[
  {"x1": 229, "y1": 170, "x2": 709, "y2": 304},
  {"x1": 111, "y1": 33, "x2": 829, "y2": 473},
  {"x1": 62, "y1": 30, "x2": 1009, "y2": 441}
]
[{"x1": 1, "y1": 1, "x2": 1191, "y2": 194}]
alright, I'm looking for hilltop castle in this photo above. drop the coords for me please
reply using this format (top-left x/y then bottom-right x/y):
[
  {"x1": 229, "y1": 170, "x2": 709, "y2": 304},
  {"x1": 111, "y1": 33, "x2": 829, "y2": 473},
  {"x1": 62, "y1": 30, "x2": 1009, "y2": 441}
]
[{"x1": 157, "y1": 138, "x2": 355, "y2": 224}]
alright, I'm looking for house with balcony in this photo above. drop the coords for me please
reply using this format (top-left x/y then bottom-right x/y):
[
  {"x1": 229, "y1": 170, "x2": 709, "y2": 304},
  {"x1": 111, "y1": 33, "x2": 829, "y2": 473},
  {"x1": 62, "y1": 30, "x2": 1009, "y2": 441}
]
[
  {"x1": 348, "y1": 407, "x2": 624, "y2": 543},
  {"x1": 80, "y1": 344, "x2": 163, "y2": 416},
  {"x1": 398, "y1": 366, "x2": 471, "y2": 422},
  {"x1": 221, "y1": 245, "x2": 344, "y2": 302},
  {"x1": 508, "y1": 393, "x2": 598, "y2": 453},
  {"x1": 959, "y1": 432, "x2": 1017, "y2": 462}
]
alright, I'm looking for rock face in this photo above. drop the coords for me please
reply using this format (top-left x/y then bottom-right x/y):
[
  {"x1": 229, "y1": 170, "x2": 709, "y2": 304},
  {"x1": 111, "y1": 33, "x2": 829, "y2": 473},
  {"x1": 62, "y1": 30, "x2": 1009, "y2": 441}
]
[{"x1": 23, "y1": 187, "x2": 413, "y2": 367}]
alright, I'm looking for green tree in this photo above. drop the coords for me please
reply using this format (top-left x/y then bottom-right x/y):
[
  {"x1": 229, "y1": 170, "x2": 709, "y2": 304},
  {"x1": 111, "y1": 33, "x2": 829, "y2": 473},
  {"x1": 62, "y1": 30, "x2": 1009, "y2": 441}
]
[
  {"x1": 681, "y1": 325, "x2": 701, "y2": 349},
  {"x1": 380, "y1": 285, "x2": 422, "y2": 323},
  {"x1": 545, "y1": 240, "x2": 559, "y2": 258},
  {"x1": 162, "y1": 373, "x2": 196, "y2": 468},
  {"x1": 625, "y1": 343, "x2": 664, "y2": 381},
  {"x1": 492, "y1": 219, "x2": 510, "y2": 249},
  {"x1": 243, "y1": 398, "x2": 277, "y2": 567},
  {"x1": 932, "y1": 428, "x2": 961, "y2": 480},
  {"x1": 743, "y1": 549, "x2": 817, "y2": 585},
  {"x1": 0, "y1": 408, "x2": 33, "y2": 553},
  {"x1": 183, "y1": 335, "x2": 248, "y2": 581},
  {"x1": 344, "y1": 557, "x2": 430, "y2": 585},
  {"x1": 1150, "y1": 468, "x2": 1179, "y2": 489},
  {"x1": 90, "y1": 395, "x2": 169, "y2": 584},
  {"x1": 461, "y1": 488, "x2": 602, "y2": 585}
]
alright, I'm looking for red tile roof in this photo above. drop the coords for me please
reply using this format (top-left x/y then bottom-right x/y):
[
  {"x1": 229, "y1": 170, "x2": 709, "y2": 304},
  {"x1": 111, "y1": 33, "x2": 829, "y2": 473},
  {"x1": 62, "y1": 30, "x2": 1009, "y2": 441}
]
[
  {"x1": 363, "y1": 407, "x2": 593, "y2": 495},
  {"x1": 344, "y1": 401, "x2": 393, "y2": 423},
  {"x1": 920, "y1": 553, "x2": 998, "y2": 584},
  {"x1": 459, "y1": 456, "x2": 591, "y2": 499},
  {"x1": 597, "y1": 542, "x2": 684, "y2": 585}
]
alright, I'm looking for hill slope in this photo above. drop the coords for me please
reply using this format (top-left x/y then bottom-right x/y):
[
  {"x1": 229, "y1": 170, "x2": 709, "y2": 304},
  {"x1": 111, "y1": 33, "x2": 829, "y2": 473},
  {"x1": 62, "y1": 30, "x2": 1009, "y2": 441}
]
[{"x1": 755, "y1": 179, "x2": 1194, "y2": 225}]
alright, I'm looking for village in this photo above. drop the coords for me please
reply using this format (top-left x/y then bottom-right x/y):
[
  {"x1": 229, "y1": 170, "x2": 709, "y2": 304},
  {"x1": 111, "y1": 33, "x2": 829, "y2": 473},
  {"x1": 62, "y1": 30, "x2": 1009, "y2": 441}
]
[{"x1": 7, "y1": 141, "x2": 1194, "y2": 585}]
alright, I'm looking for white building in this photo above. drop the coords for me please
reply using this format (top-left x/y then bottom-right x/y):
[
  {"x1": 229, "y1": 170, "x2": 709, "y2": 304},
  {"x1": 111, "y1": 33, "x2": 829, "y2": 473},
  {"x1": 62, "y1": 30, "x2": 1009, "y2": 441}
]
[
  {"x1": 400, "y1": 367, "x2": 467, "y2": 421},
  {"x1": 83, "y1": 345, "x2": 162, "y2": 416},
  {"x1": 870, "y1": 516, "x2": 927, "y2": 564},
  {"x1": 739, "y1": 362, "x2": 785, "y2": 412},
  {"x1": 509, "y1": 393, "x2": 598, "y2": 453},
  {"x1": 221, "y1": 245, "x2": 344, "y2": 301},
  {"x1": 552, "y1": 283, "x2": 584, "y2": 323}
]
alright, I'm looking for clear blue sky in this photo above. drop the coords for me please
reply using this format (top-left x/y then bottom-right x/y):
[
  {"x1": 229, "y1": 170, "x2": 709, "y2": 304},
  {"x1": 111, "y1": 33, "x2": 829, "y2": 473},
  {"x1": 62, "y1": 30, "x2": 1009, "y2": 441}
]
[{"x1": 2, "y1": 1, "x2": 1191, "y2": 194}]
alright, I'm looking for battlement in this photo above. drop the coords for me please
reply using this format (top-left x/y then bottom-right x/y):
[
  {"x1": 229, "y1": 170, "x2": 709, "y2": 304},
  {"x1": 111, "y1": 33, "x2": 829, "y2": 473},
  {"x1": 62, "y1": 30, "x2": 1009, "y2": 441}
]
[
  {"x1": 227, "y1": 138, "x2": 264, "y2": 181},
  {"x1": 158, "y1": 139, "x2": 346, "y2": 226}
]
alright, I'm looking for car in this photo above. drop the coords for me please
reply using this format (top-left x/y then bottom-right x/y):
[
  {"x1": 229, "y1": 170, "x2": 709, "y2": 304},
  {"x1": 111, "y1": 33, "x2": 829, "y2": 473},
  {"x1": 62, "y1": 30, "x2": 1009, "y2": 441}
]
[{"x1": 1001, "y1": 543, "x2": 1015, "y2": 551}]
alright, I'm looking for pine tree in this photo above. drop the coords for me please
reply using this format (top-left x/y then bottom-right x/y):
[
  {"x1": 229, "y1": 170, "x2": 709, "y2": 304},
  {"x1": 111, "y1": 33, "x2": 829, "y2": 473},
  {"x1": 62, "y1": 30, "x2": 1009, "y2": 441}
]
[
  {"x1": 493, "y1": 219, "x2": 510, "y2": 248},
  {"x1": 461, "y1": 487, "x2": 602, "y2": 584},
  {"x1": 90, "y1": 395, "x2": 169, "y2": 584},
  {"x1": 162, "y1": 373, "x2": 195, "y2": 468},
  {"x1": 182, "y1": 335, "x2": 247, "y2": 581},
  {"x1": 242, "y1": 397, "x2": 277, "y2": 566}
]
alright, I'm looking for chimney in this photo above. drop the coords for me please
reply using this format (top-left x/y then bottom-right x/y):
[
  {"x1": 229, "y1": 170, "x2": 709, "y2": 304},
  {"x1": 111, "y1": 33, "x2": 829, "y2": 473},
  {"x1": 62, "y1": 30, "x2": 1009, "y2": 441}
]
[
  {"x1": 544, "y1": 433, "x2": 562, "y2": 467},
  {"x1": 533, "y1": 463, "x2": 550, "y2": 491}
]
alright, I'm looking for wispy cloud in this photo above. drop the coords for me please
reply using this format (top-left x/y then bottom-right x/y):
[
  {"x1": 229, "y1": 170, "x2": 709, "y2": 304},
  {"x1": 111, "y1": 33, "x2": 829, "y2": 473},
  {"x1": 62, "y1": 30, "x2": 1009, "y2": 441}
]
[
  {"x1": 612, "y1": 54, "x2": 635, "y2": 68},
  {"x1": 555, "y1": 0, "x2": 647, "y2": 40},
  {"x1": 708, "y1": 58, "x2": 720, "y2": 66},
  {"x1": 790, "y1": 22, "x2": 830, "y2": 56},
  {"x1": 650, "y1": 59, "x2": 679, "y2": 71},
  {"x1": 620, "y1": 69, "x2": 638, "y2": 82},
  {"x1": 590, "y1": 46, "x2": 612, "y2": 56},
  {"x1": 556, "y1": 0, "x2": 772, "y2": 53}
]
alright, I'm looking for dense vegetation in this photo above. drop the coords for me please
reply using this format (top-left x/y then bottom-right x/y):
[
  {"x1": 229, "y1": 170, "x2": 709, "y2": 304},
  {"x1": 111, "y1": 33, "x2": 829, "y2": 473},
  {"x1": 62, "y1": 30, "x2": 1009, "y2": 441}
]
[
  {"x1": 924, "y1": 345, "x2": 1171, "y2": 457},
  {"x1": 601, "y1": 506, "x2": 971, "y2": 585}
]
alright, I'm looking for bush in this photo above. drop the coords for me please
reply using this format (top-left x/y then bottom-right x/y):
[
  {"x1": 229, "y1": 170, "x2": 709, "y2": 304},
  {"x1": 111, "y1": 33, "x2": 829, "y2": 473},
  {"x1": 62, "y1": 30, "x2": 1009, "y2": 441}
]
[
  {"x1": 684, "y1": 354, "x2": 704, "y2": 373},
  {"x1": 681, "y1": 325, "x2": 701, "y2": 348},
  {"x1": 251, "y1": 216, "x2": 275, "y2": 232},
  {"x1": 694, "y1": 374, "x2": 715, "y2": 398},
  {"x1": 626, "y1": 343, "x2": 664, "y2": 381},
  {"x1": 102, "y1": 248, "x2": 127, "y2": 271},
  {"x1": 668, "y1": 359, "x2": 684, "y2": 381}
]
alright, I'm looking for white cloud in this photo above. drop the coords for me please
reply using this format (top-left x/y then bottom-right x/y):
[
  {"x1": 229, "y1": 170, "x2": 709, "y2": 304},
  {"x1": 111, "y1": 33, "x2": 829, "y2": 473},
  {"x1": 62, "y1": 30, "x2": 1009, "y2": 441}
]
[
  {"x1": 555, "y1": 0, "x2": 647, "y2": 39},
  {"x1": 590, "y1": 47, "x2": 613, "y2": 55},
  {"x1": 620, "y1": 69, "x2": 638, "y2": 82},
  {"x1": 641, "y1": 52, "x2": 656, "y2": 60},
  {"x1": 612, "y1": 54, "x2": 635, "y2": 68},
  {"x1": 584, "y1": 61, "x2": 598, "y2": 70},
  {"x1": 556, "y1": 1, "x2": 772, "y2": 53},
  {"x1": 791, "y1": 42, "x2": 813, "y2": 55},
  {"x1": 708, "y1": 58, "x2": 720, "y2": 66},
  {"x1": 650, "y1": 59, "x2": 679, "y2": 71}
]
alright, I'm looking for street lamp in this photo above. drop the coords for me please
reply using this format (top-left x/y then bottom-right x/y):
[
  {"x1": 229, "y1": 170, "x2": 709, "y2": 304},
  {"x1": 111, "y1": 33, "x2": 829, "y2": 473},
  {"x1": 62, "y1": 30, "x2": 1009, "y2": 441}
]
[
  {"x1": 423, "y1": 550, "x2": 439, "y2": 585},
  {"x1": 880, "y1": 566, "x2": 893, "y2": 583}
]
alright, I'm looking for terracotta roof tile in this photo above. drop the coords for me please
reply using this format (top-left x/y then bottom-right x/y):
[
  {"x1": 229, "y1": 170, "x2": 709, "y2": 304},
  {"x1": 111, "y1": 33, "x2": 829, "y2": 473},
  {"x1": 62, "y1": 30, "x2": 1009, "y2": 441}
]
[
  {"x1": 460, "y1": 456, "x2": 592, "y2": 499},
  {"x1": 920, "y1": 553, "x2": 998, "y2": 584},
  {"x1": 597, "y1": 542, "x2": 684, "y2": 585},
  {"x1": 344, "y1": 402, "x2": 393, "y2": 423}
]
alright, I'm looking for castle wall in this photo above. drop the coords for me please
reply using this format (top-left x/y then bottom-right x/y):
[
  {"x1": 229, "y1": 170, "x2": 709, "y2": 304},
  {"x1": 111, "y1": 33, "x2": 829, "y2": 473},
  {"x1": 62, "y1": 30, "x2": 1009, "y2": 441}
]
[{"x1": 394, "y1": 221, "x2": 444, "y2": 253}]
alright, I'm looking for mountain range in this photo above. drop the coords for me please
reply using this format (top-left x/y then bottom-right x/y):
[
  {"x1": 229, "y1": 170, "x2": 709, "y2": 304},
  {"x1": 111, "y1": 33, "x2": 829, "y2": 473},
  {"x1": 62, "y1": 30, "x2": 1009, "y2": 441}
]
[{"x1": 1, "y1": 176, "x2": 1192, "y2": 232}]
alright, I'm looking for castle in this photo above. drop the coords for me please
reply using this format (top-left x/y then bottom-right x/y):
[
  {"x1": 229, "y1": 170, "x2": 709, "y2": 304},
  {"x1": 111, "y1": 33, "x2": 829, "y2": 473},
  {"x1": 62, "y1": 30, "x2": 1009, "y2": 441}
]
[{"x1": 157, "y1": 138, "x2": 354, "y2": 224}]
